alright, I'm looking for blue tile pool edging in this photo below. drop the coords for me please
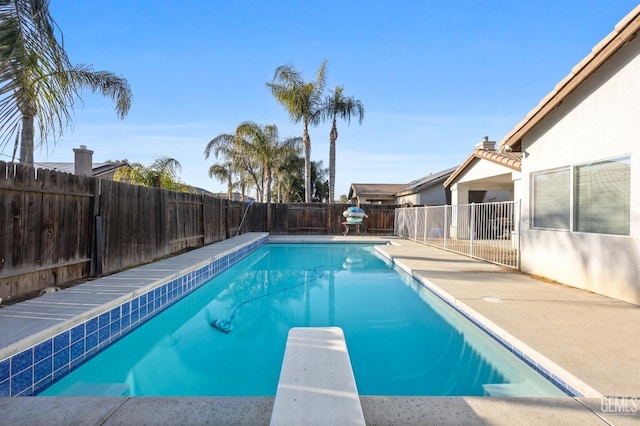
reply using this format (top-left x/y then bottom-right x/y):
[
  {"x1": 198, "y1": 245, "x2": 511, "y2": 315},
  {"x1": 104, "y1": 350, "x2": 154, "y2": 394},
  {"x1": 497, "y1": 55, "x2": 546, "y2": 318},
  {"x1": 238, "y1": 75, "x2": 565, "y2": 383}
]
[
  {"x1": 0, "y1": 235, "x2": 268, "y2": 397},
  {"x1": 375, "y1": 248, "x2": 585, "y2": 398}
]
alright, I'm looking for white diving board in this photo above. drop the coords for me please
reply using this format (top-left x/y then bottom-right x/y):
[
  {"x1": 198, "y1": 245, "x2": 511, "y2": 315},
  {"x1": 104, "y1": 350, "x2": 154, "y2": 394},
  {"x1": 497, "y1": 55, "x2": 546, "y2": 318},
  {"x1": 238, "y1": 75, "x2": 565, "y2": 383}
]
[{"x1": 270, "y1": 327, "x2": 366, "y2": 426}]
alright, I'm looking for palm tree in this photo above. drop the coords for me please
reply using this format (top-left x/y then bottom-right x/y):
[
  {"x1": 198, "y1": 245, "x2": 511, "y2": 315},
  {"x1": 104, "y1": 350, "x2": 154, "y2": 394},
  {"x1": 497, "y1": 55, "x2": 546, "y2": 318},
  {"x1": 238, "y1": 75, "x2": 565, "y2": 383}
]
[
  {"x1": 114, "y1": 156, "x2": 185, "y2": 190},
  {"x1": 267, "y1": 61, "x2": 327, "y2": 203},
  {"x1": 205, "y1": 133, "x2": 240, "y2": 199},
  {"x1": 321, "y1": 86, "x2": 364, "y2": 203},
  {"x1": 311, "y1": 160, "x2": 329, "y2": 202},
  {"x1": 236, "y1": 121, "x2": 301, "y2": 203},
  {"x1": 274, "y1": 152, "x2": 304, "y2": 203},
  {"x1": 205, "y1": 131, "x2": 255, "y2": 200},
  {"x1": 0, "y1": 0, "x2": 132, "y2": 163},
  {"x1": 208, "y1": 162, "x2": 236, "y2": 199},
  {"x1": 149, "y1": 156, "x2": 182, "y2": 189}
]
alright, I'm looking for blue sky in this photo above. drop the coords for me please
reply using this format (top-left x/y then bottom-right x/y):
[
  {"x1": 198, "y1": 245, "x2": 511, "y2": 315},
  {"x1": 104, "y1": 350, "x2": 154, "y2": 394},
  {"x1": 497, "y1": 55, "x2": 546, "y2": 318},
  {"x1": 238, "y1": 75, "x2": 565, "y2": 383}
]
[{"x1": 16, "y1": 1, "x2": 640, "y2": 197}]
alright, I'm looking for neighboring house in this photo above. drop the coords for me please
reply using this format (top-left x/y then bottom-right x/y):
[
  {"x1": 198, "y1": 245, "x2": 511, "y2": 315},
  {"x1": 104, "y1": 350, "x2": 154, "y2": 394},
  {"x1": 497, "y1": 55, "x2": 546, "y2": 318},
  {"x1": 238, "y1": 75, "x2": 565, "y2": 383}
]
[
  {"x1": 34, "y1": 161, "x2": 130, "y2": 180},
  {"x1": 34, "y1": 145, "x2": 130, "y2": 180},
  {"x1": 348, "y1": 183, "x2": 406, "y2": 205},
  {"x1": 186, "y1": 186, "x2": 216, "y2": 197},
  {"x1": 446, "y1": 6, "x2": 640, "y2": 305},
  {"x1": 348, "y1": 167, "x2": 456, "y2": 206},
  {"x1": 395, "y1": 166, "x2": 457, "y2": 206},
  {"x1": 214, "y1": 191, "x2": 251, "y2": 202}
]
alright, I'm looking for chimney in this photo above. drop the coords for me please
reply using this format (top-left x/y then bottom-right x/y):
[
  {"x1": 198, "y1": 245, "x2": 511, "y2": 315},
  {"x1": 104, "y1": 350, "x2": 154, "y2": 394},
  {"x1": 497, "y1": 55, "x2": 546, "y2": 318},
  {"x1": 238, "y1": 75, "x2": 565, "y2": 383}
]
[
  {"x1": 73, "y1": 145, "x2": 93, "y2": 176},
  {"x1": 475, "y1": 136, "x2": 495, "y2": 151}
]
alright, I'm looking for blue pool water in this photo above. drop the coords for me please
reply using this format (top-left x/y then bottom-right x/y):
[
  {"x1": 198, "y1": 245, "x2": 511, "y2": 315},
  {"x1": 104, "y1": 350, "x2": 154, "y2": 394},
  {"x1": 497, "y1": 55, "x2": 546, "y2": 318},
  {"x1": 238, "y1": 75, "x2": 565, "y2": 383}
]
[{"x1": 40, "y1": 243, "x2": 565, "y2": 397}]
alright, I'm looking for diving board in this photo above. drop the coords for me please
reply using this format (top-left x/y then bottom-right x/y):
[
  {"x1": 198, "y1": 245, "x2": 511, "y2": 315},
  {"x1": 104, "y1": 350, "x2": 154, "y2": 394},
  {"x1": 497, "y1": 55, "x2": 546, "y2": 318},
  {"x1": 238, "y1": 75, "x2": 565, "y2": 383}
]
[{"x1": 270, "y1": 327, "x2": 365, "y2": 426}]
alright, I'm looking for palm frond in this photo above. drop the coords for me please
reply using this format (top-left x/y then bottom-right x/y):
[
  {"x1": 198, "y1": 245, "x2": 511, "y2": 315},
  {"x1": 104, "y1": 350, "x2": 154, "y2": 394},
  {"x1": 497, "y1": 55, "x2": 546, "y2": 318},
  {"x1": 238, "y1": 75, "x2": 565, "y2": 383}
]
[
  {"x1": 0, "y1": 1, "x2": 131, "y2": 159},
  {"x1": 67, "y1": 66, "x2": 132, "y2": 119},
  {"x1": 151, "y1": 155, "x2": 181, "y2": 179}
]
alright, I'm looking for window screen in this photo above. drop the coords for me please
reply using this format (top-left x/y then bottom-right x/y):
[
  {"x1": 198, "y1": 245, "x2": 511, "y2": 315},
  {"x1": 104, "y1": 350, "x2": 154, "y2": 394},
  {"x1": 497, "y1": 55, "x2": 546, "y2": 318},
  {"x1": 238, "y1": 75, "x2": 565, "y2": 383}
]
[
  {"x1": 574, "y1": 157, "x2": 630, "y2": 235},
  {"x1": 532, "y1": 169, "x2": 571, "y2": 230}
]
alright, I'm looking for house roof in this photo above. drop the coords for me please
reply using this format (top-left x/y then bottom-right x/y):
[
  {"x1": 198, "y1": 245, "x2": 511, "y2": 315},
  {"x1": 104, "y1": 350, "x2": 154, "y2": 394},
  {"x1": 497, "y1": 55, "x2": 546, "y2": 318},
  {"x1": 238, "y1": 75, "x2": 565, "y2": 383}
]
[
  {"x1": 396, "y1": 166, "x2": 457, "y2": 196},
  {"x1": 348, "y1": 183, "x2": 407, "y2": 200},
  {"x1": 444, "y1": 6, "x2": 640, "y2": 189},
  {"x1": 444, "y1": 149, "x2": 522, "y2": 188},
  {"x1": 500, "y1": 5, "x2": 640, "y2": 149},
  {"x1": 33, "y1": 162, "x2": 130, "y2": 177},
  {"x1": 91, "y1": 162, "x2": 130, "y2": 177}
]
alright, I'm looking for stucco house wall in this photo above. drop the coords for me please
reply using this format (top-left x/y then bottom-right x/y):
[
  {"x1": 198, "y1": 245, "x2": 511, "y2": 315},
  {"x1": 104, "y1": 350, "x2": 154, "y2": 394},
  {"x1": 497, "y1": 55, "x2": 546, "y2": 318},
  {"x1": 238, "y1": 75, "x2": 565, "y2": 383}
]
[
  {"x1": 396, "y1": 185, "x2": 447, "y2": 206},
  {"x1": 519, "y1": 33, "x2": 640, "y2": 305}
]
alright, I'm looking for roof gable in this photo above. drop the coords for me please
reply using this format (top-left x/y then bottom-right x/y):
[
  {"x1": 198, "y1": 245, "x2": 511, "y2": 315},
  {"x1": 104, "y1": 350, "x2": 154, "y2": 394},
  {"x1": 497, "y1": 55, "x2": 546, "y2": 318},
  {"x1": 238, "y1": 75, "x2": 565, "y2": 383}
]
[{"x1": 444, "y1": 149, "x2": 521, "y2": 188}]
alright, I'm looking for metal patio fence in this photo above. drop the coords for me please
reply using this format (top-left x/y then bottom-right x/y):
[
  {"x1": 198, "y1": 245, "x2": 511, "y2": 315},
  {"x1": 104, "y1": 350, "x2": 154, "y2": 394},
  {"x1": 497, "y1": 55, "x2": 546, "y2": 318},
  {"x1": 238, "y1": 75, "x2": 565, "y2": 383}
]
[{"x1": 394, "y1": 201, "x2": 521, "y2": 269}]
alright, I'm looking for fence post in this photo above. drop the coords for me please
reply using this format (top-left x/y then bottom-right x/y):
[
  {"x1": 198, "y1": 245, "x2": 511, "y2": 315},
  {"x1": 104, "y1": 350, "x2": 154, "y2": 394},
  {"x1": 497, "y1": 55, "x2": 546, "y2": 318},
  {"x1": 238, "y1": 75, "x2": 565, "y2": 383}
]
[
  {"x1": 470, "y1": 203, "x2": 475, "y2": 257},
  {"x1": 515, "y1": 200, "x2": 521, "y2": 270},
  {"x1": 423, "y1": 207, "x2": 428, "y2": 243},
  {"x1": 90, "y1": 178, "x2": 102, "y2": 277},
  {"x1": 444, "y1": 205, "x2": 448, "y2": 250},
  {"x1": 393, "y1": 207, "x2": 397, "y2": 235}
]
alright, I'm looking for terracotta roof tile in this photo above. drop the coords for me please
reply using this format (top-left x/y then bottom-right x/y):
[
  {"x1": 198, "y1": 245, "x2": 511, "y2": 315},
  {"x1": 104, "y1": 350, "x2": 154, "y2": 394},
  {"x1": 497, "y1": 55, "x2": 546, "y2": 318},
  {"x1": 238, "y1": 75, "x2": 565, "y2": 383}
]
[
  {"x1": 474, "y1": 149, "x2": 522, "y2": 170},
  {"x1": 443, "y1": 149, "x2": 521, "y2": 188}
]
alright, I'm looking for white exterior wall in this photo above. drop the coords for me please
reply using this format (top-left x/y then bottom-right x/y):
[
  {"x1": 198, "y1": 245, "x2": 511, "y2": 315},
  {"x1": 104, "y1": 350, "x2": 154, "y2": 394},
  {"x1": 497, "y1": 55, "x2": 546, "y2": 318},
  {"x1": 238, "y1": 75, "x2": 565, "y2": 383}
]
[
  {"x1": 520, "y1": 35, "x2": 640, "y2": 305},
  {"x1": 450, "y1": 158, "x2": 520, "y2": 205}
]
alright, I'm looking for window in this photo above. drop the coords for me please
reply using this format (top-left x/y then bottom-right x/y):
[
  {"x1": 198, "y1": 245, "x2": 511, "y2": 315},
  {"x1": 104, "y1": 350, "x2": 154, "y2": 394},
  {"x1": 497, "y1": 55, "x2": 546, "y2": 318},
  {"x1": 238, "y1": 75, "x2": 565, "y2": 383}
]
[
  {"x1": 532, "y1": 169, "x2": 570, "y2": 230},
  {"x1": 574, "y1": 157, "x2": 630, "y2": 235},
  {"x1": 531, "y1": 156, "x2": 631, "y2": 236}
]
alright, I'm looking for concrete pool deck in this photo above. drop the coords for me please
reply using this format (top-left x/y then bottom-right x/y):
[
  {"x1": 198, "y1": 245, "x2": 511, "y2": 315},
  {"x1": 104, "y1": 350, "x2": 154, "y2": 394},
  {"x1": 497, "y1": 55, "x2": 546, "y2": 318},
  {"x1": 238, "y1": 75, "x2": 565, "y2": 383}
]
[{"x1": 1, "y1": 234, "x2": 639, "y2": 425}]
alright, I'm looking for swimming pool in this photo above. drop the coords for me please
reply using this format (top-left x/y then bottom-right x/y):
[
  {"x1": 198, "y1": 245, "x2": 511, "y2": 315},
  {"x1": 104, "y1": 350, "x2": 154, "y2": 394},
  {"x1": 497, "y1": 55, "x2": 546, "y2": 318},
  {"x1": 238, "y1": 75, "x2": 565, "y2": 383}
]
[{"x1": 39, "y1": 243, "x2": 565, "y2": 397}]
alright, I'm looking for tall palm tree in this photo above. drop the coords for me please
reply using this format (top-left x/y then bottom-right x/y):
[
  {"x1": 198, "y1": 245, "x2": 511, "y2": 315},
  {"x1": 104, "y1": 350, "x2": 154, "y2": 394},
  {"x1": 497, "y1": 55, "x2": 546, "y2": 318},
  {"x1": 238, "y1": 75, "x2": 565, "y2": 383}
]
[
  {"x1": 0, "y1": 0, "x2": 132, "y2": 163},
  {"x1": 204, "y1": 132, "x2": 243, "y2": 200},
  {"x1": 236, "y1": 121, "x2": 301, "y2": 203},
  {"x1": 267, "y1": 60, "x2": 327, "y2": 203},
  {"x1": 321, "y1": 86, "x2": 364, "y2": 203}
]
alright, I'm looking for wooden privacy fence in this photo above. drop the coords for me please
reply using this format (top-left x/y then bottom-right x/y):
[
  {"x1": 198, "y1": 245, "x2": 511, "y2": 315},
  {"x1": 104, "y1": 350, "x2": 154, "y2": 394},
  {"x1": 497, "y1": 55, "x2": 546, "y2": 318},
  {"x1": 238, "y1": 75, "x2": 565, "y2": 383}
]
[
  {"x1": 245, "y1": 202, "x2": 397, "y2": 235},
  {"x1": 1, "y1": 162, "x2": 245, "y2": 301},
  {"x1": 1, "y1": 161, "x2": 397, "y2": 301},
  {"x1": 0, "y1": 162, "x2": 94, "y2": 301}
]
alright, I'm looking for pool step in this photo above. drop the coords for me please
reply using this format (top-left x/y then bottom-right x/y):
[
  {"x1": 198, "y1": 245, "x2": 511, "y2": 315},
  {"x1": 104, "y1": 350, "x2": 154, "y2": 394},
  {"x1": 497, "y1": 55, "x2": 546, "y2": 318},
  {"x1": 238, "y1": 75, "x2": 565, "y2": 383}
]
[
  {"x1": 58, "y1": 382, "x2": 130, "y2": 396},
  {"x1": 270, "y1": 327, "x2": 366, "y2": 426}
]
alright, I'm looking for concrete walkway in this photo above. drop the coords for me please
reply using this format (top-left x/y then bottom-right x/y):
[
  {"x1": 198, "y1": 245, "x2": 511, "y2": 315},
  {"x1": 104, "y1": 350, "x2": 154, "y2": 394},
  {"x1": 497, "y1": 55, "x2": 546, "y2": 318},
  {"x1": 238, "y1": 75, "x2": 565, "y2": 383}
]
[
  {"x1": 375, "y1": 239, "x2": 640, "y2": 398},
  {"x1": 0, "y1": 235, "x2": 638, "y2": 425}
]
